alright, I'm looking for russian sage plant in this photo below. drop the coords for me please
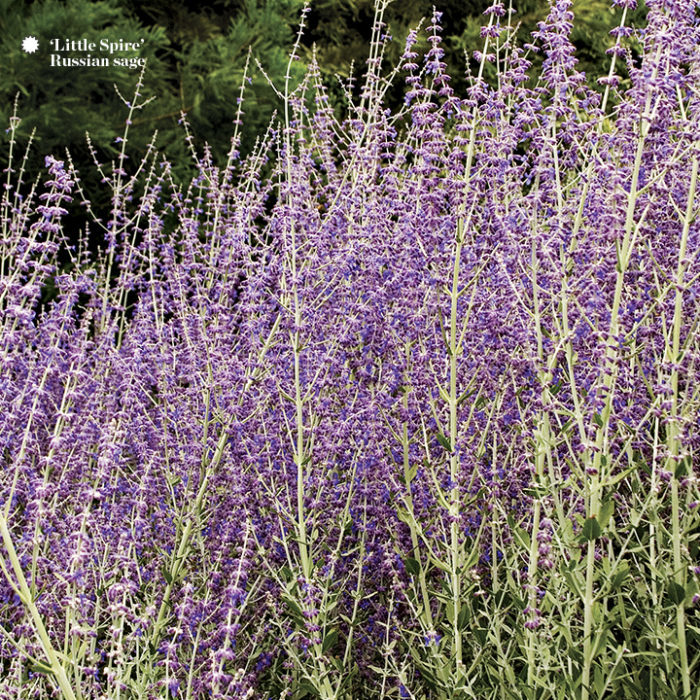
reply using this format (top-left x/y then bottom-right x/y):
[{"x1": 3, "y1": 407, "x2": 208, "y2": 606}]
[{"x1": 1, "y1": 0, "x2": 700, "y2": 698}]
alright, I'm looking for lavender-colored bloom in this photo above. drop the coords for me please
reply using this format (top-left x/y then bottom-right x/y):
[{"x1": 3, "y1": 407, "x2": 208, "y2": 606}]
[{"x1": 1, "y1": 2, "x2": 699, "y2": 697}]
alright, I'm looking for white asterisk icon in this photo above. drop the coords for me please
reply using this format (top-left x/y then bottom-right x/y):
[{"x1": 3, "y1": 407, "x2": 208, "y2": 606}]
[{"x1": 21, "y1": 36, "x2": 39, "y2": 54}]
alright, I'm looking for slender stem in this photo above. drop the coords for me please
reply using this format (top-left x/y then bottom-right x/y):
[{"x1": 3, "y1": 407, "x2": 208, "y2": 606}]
[
  {"x1": 148, "y1": 425, "x2": 230, "y2": 661},
  {"x1": 449, "y1": 222, "x2": 463, "y2": 675},
  {"x1": 0, "y1": 513, "x2": 77, "y2": 700},
  {"x1": 582, "y1": 78, "x2": 654, "y2": 700},
  {"x1": 281, "y1": 10, "x2": 335, "y2": 696},
  {"x1": 401, "y1": 347, "x2": 434, "y2": 632},
  {"x1": 665, "y1": 155, "x2": 697, "y2": 700}
]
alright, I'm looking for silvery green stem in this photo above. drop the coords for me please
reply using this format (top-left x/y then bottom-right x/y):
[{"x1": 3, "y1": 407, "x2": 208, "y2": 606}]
[
  {"x1": 665, "y1": 154, "x2": 697, "y2": 700},
  {"x1": 582, "y1": 74, "x2": 655, "y2": 700},
  {"x1": 0, "y1": 513, "x2": 78, "y2": 700}
]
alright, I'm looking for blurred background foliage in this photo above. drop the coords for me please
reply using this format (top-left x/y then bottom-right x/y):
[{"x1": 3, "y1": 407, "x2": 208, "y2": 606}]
[{"x1": 0, "y1": 0, "x2": 646, "y2": 210}]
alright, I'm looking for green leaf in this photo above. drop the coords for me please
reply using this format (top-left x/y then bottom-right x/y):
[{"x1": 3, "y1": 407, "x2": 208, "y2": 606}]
[
  {"x1": 523, "y1": 483, "x2": 549, "y2": 499},
  {"x1": 283, "y1": 596, "x2": 304, "y2": 621},
  {"x1": 603, "y1": 463, "x2": 639, "y2": 488},
  {"x1": 512, "y1": 525, "x2": 531, "y2": 550},
  {"x1": 668, "y1": 581, "x2": 685, "y2": 606},
  {"x1": 675, "y1": 457, "x2": 690, "y2": 478},
  {"x1": 396, "y1": 507, "x2": 413, "y2": 527},
  {"x1": 429, "y1": 554, "x2": 452, "y2": 574},
  {"x1": 598, "y1": 499, "x2": 615, "y2": 529},
  {"x1": 581, "y1": 517, "x2": 601, "y2": 541},
  {"x1": 322, "y1": 628, "x2": 339, "y2": 654},
  {"x1": 561, "y1": 559, "x2": 585, "y2": 597},
  {"x1": 592, "y1": 629, "x2": 608, "y2": 659},
  {"x1": 404, "y1": 556, "x2": 420, "y2": 576},
  {"x1": 27, "y1": 660, "x2": 54, "y2": 675},
  {"x1": 436, "y1": 432, "x2": 452, "y2": 452},
  {"x1": 594, "y1": 665, "x2": 605, "y2": 696},
  {"x1": 293, "y1": 680, "x2": 318, "y2": 699},
  {"x1": 405, "y1": 462, "x2": 418, "y2": 485},
  {"x1": 559, "y1": 516, "x2": 575, "y2": 545},
  {"x1": 457, "y1": 604, "x2": 470, "y2": 630},
  {"x1": 609, "y1": 562, "x2": 630, "y2": 589}
]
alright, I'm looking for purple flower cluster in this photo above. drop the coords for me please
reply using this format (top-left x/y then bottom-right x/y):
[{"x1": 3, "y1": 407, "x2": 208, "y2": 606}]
[{"x1": 1, "y1": 1, "x2": 699, "y2": 697}]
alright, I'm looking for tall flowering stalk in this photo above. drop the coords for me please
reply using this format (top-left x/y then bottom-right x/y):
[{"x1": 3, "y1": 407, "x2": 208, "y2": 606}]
[{"x1": 1, "y1": 1, "x2": 700, "y2": 698}]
